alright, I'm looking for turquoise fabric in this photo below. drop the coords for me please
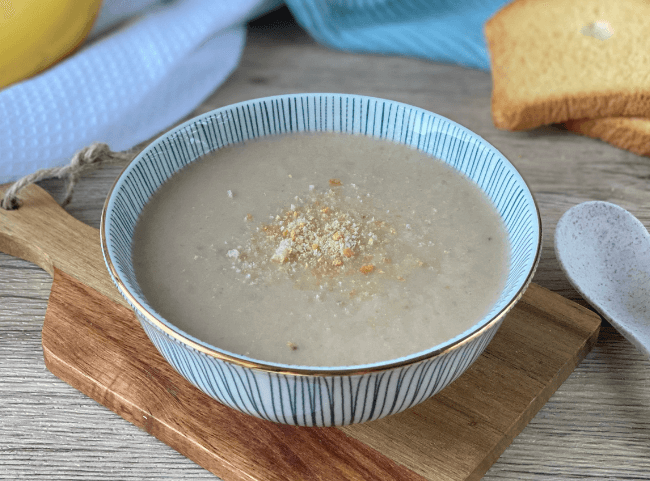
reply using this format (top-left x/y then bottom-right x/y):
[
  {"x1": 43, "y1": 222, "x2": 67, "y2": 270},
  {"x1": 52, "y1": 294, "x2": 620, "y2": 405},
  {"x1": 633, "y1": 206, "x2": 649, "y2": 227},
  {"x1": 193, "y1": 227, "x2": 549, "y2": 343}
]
[{"x1": 287, "y1": 0, "x2": 511, "y2": 70}]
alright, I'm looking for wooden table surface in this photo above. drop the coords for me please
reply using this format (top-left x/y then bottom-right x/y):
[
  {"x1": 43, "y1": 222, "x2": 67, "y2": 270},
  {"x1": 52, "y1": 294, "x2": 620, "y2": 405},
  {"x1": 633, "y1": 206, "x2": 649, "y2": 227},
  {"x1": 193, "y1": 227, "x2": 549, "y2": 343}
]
[{"x1": 2, "y1": 9, "x2": 650, "y2": 480}]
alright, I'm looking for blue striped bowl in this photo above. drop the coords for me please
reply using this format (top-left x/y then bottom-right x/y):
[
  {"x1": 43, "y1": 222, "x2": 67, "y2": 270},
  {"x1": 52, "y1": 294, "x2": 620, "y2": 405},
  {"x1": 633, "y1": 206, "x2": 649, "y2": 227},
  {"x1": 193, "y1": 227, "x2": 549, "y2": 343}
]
[{"x1": 101, "y1": 94, "x2": 541, "y2": 426}]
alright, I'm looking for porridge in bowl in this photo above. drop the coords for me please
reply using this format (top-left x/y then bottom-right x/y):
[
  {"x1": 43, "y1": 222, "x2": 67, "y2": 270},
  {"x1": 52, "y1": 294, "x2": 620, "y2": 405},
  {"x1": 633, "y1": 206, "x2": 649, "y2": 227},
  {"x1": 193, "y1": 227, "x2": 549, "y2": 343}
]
[
  {"x1": 132, "y1": 131, "x2": 509, "y2": 367},
  {"x1": 103, "y1": 93, "x2": 541, "y2": 426}
]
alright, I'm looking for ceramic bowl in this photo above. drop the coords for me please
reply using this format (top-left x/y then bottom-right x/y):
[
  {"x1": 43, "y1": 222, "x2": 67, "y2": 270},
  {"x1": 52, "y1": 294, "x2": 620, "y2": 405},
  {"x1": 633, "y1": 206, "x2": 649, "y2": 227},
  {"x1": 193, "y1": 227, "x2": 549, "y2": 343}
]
[{"x1": 101, "y1": 93, "x2": 542, "y2": 426}]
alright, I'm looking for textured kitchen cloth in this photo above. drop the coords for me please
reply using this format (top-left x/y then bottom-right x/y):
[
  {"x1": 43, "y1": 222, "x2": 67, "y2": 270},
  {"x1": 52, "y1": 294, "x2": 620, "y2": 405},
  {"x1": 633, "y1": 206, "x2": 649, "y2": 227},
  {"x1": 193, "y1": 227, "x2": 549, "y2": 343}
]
[
  {"x1": 0, "y1": 0, "x2": 509, "y2": 183},
  {"x1": 0, "y1": 0, "x2": 273, "y2": 183}
]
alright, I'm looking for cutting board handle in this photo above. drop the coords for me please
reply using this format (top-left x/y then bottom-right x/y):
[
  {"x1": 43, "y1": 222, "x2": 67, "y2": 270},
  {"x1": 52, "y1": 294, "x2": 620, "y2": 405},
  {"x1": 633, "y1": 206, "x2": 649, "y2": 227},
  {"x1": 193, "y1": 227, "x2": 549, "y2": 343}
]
[{"x1": 0, "y1": 183, "x2": 126, "y2": 306}]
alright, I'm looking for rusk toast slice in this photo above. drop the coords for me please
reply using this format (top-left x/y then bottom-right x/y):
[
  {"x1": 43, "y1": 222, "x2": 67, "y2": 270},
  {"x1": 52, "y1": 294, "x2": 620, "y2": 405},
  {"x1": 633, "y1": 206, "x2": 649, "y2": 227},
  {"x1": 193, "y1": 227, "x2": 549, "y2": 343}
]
[
  {"x1": 485, "y1": 0, "x2": 650, "y2": 131},
  {"x1": 564, "y1": 117, "x2": 650, "y2": 157}
]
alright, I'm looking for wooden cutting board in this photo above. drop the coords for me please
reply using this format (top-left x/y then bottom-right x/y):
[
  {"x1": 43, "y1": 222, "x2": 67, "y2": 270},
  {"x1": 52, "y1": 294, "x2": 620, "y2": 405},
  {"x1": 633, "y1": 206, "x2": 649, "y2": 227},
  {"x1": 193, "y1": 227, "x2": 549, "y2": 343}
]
[{"x1": 0, "y1": 183, "x2": 601, "y2": 481}]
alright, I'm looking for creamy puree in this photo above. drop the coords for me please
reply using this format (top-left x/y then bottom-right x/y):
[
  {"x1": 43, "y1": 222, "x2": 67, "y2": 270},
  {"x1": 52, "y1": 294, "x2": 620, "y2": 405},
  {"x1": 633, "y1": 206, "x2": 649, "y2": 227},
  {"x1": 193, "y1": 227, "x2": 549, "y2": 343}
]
[{"x1": 132, "y1": 132, "x2": 509, "y2": 366}]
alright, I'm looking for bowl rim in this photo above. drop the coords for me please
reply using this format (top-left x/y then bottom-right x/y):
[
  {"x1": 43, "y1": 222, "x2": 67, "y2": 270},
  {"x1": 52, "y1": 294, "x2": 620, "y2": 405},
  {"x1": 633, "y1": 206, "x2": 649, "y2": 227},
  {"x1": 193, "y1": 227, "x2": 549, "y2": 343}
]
[{"x1": 100, "y1": 93, "x2": 543, "y2": 377}]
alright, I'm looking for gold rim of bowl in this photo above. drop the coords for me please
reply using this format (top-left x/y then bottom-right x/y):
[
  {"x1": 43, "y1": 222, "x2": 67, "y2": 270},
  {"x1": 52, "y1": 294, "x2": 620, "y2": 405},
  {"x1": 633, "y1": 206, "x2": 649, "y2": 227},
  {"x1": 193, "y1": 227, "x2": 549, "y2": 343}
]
[{"x1": 100, "y1": 116, "x2": 543, "y2": 378}]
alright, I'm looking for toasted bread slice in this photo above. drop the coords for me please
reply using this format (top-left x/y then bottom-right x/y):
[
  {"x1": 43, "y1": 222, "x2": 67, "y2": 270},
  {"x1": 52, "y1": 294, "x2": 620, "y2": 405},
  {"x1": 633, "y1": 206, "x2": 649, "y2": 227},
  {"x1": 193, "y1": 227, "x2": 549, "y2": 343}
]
[
  {"x1": 485, "y1": 0, "x2": 650, "y2": 131},
  {"x1": 564, "y1": 117, "x2": 650, "y2": 157}
]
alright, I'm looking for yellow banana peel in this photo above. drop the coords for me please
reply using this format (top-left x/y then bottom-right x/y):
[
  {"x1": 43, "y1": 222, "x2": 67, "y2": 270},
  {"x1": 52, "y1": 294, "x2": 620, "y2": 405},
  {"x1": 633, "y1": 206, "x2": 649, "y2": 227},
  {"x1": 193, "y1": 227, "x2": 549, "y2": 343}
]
[{"x1": 0, "y1": 0, "x2": 103, "y2": 89}]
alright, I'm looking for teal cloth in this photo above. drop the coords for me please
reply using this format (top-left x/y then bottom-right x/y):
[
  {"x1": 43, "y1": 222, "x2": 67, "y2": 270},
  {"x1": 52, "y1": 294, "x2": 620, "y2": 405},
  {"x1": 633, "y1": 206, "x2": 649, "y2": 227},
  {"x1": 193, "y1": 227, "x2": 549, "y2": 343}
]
[{"x1": 288, "y1": 0, "x2": 511, "y2": 70}]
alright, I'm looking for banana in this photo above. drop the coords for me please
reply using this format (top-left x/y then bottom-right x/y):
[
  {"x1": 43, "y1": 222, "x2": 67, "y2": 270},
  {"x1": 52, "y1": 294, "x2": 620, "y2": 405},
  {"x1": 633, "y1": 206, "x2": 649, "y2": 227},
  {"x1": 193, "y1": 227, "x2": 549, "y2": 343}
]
[{"x1": 0, "y1": 0, "x2": 103, "y2": 89}]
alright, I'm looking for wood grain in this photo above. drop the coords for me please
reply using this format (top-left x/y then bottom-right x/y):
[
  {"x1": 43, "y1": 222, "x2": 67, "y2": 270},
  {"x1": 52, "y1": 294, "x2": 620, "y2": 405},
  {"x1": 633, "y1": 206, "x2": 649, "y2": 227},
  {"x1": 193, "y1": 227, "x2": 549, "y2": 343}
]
[
  {"x1": 340, "y1": 284, "x2": 600, "y2": 481},
  {"x1": 0, "y1": 147, "x2": 600, "y2": 479},
  {"x1": 31, "y1": 206, "x2": 599, "y2": 481},
  {"x1": 43, "y1": 270, "x2": 426, "y2": 481},
  {"x1": 0, "y1": 182, "x2": 126, "y2": 308},
  {"x1": 3, "y1": 8, "x2": 650, "y2": 480}
]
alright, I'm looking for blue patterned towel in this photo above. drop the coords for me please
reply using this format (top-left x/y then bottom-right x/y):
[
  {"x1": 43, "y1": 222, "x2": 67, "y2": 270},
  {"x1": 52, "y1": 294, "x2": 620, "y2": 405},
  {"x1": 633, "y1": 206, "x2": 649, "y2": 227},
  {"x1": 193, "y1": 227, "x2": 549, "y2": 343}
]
[
  {"x1": 287, "y1": 0, "x2": 510, "y2": 71},
  {"x1": 0, "y1": 0, "x2": 509, "y2": 183}
]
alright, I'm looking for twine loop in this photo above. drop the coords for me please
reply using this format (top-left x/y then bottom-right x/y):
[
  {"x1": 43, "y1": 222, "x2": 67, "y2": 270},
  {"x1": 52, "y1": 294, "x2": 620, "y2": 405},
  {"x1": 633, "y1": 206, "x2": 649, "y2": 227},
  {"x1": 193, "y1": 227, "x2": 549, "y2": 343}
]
[{"x1": 1, "y1": 143, "x2": 135, "y2": 210}]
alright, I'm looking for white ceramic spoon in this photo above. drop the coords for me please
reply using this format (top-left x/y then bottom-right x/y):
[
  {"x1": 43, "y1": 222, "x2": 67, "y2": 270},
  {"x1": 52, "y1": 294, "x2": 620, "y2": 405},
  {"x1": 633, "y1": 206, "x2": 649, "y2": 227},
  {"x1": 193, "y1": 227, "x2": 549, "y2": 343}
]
[{"x1": 555, "y1": 201, "x2": 650, "y2": 359}]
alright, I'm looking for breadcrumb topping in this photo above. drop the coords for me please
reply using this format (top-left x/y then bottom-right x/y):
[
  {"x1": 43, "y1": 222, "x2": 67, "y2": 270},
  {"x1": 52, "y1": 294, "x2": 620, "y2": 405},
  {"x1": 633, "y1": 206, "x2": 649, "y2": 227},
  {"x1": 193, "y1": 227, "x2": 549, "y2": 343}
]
[{"x1": 227, "y1": 179, "x2": 428, "y2": 299}]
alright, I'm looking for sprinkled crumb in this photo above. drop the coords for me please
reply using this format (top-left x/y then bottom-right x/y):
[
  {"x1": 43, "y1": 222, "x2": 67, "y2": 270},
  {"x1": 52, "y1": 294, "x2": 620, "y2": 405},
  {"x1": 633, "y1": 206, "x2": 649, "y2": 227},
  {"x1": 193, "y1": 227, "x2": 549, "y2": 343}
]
[
  {"x1": 329, "y1": 178, "x2": 342, "y2": 186},
  {"x1": 226, "y1": 181, "x2": 428, "y2": 298},
  {"x1": 360, "y1": 264, "x2": 375, "y2": 275},
  {"x1": 287, "y1": 341, "x2": 298, "y2": 350}
]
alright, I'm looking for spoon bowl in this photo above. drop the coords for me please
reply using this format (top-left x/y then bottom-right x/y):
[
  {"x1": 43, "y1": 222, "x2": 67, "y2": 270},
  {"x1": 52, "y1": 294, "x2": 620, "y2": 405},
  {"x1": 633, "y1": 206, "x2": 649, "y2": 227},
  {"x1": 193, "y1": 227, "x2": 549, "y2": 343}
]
[{"x1": 555, "y1": 201, "x2": 650, "y2": 358}]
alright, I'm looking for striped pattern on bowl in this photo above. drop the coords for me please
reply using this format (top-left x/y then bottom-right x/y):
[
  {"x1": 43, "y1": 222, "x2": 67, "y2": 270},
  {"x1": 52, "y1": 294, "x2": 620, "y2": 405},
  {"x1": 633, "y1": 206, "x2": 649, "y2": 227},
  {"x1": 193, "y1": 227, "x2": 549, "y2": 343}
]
[
  {"x1": 102, "y1": 93, "x2": 541, "y2": 426},
  {"x1": 139, "y1": 312, "x2": 498, "y2": 426}
]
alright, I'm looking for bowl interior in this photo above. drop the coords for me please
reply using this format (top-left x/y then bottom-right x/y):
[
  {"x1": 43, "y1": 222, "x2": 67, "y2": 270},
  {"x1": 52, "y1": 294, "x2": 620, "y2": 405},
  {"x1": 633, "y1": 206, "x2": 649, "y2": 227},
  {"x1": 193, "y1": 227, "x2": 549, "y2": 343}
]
[{"x1": 103, "y1": 93, "x2": 541, "y2": 371}]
